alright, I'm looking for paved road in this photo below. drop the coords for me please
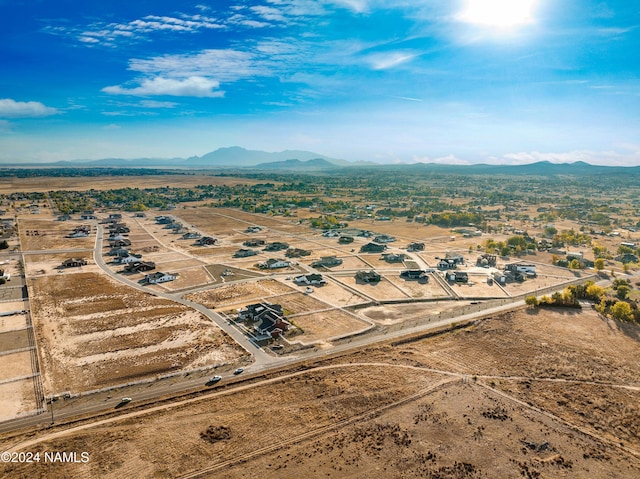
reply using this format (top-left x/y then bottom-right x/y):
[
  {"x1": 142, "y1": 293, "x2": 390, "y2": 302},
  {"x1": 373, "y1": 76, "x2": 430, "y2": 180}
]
[
  {"x1": 93, "y1": 224, "x2": 276, "y2": 367},
  {"x1": 0, "y1": 220, "x2": 606, "y2": 435}
]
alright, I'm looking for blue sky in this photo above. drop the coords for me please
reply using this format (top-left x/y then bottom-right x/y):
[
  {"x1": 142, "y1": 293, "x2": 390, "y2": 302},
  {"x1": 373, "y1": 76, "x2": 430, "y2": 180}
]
[{"x1": 1, "y1": 0, "x2": 638, "y2": 164}]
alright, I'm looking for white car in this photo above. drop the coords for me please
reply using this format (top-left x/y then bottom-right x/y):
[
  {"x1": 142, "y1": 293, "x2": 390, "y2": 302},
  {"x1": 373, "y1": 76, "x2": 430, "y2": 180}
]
[
  {"x1": 120, "y1": 397, "x2": 132, "y2": 404},
  {"x1": 209, "y1": 375, "x2": 222, "y2": 383},
  {"x1": 234, "y1": 368, "x2": 244, "y2": 375}
]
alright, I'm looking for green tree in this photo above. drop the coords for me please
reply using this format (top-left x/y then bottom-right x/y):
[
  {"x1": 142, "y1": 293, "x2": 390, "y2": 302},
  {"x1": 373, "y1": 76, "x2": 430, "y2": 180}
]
[{"x1": 616, "y1": 285, "x2": 631, "y2": 300}]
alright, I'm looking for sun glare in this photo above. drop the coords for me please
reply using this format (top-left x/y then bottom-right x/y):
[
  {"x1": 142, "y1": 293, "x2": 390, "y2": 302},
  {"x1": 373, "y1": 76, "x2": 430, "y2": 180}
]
[{"x1": 459, "y1": 0, "x2": 536, "y2": 27}]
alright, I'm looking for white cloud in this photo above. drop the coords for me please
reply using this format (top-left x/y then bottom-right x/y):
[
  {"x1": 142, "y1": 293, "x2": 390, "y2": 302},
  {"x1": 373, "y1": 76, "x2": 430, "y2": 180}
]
[
  {"x1": 102, "y1": 76, "x2": 224, "y2": 98},
  {"x1": 366, "y1": 51, "x2": 417, "y2": 70},
  {"x1": 127, "y1": 49, "x2": 263, "y2": 83},
  {"x1": 0, "y1": 99, "x2": 58, "y2": 118}
]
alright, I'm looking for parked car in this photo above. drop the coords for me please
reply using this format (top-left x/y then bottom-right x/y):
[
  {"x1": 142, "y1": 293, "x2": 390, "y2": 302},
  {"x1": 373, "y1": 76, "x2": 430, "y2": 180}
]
[
  {"x1": 234, "y1": 368, "x2": 244, "y2": 375},
  {"x1": 208, "y1": 375, "x2": 222, "y2": 384},
  {"x1": 120, "y1": 397, "x2": 132, "y2": 404}
]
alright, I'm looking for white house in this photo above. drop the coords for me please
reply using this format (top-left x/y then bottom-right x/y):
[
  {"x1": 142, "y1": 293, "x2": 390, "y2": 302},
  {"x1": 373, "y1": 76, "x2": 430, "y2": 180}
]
[
  {"x1": 145, "y1": 272, "x2": 178, "y2": 284},
  {"x1": 260, "y1": 259, "x2": 291, "y2": 270}
]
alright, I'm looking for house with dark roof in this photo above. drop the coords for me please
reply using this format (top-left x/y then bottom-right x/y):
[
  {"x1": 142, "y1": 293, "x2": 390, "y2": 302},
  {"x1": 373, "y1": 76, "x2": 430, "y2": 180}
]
[
  {"x1": 125, "y1": 261, "x2": 156, "y2": 273},
  {"x1": 243, "y1": 239, "x2": 266, "y2": 247},
  {"x1": 311, "y1": 256, "x2": 343, "y2": 267},
  {"x1": 407, "y1": 242, "x2": 425, "y2": 252},
  {"x1": 356, "y1": 270, "x2": 381, "y2": 283},
  {"x1": 293, "y1": 274, "x2": 326, "y2": 286},
  {"x1": 382, "y1": 253, "x2": 406, "y2": 263},
  {"x1": 360, "y1": 242, "x2": 387, "y2": 253},
  {"x1": 62, "y1": 258, "x2": 87, "y2": 268},
  {"x1": 400, "y1": 270, "x2": 429, "y2": 283},
  {"x1": 234, "y1": 248, "x2": 258, "y2": 258},
  {"x1": 264, "y1": 241, "x2": 289, "y2": 251},
  {"x1": 196, "y1": 236, "x2": 217, "y2": 246}
]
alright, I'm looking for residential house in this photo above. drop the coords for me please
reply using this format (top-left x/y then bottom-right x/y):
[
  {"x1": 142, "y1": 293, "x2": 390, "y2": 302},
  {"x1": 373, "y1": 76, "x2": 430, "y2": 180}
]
[
  {"x1": 145, "y1": 272, "x2": 178, "y2": 284},
  {"x1": 447, "y1": 271, "x2": 469, "y2": 283},
  {"x1": 182, "y1": 232, "x2": 201, "y2": 240},
  {"x1": 338, "y1": 236, "x2": 354, "y2": 244},
  {"x1": 285, "y1": 248, "x2": 311, "y2": 258},
  {"x1": 67, "y1": 230, "x2": 89, "y2": 238},
  {"x1": 109, "y1": 238, "x2": 131, "y2": 247},
  {"x1": 62, "y1": 258, "x2": 87, "y2": 268},
  {"x1": 294, "y1": 274, "x2": 326, "y2": 286},
  {"x1": 114, "y1": 254, "x2": 142, "y2": 264},
  {"x1": 360, "y1": 242, "x2": 387, "y2": 253},
  {"x1": 107, "y1": 247, "x2": 130, "y2": 257},
  {"x1": 311, "y1": 256, "x2": 343, "y2": 268},
  {"x1": 57, "y1": 214, "x2": 72, "y2": 221},
  {"x1": 80, "y1": 210, "x2": 96, "y2": 220},
  {"x1": 355, "y1": 270, "x2": 381, "y2": 283},
  {"x1": 476, "y1": 254, "x2": 497, "y2": 268},
  {"x1": 264, "y1": 242, "x2": 289, "y2": 251},
  {"x1": 259, "y1": 258, "x2": 291, "y2": 270},
  {"x1": 373, "y1": 234, "x2": 396, "y2": 243},
  {"x1": 506, "y1": 263, "x2": 536, "y2": 276},
  {"x1": 382, "y1": 253, "x2": 406, "y2": 263},
  {"x1": 406, "y1": 242, "x2": 425, "y2": 252},
  {"x1": 125, "y1": 261, "x2": 155, "y2": 273},
  {"x1": 245, "y1": 226, "x2": 262, "y2": 233},
  {"x1": 196, "y1": 236, "x2": 217, "y2": 246},
  {"x1": 155, "y1": 216, "x2": 173, "y2": 224},
  {"x1": 234, "y1": 248, "x2": 258, "y2": 258},
  {"x1": 243, "y1": 239, "x2": 265, "y2": 247},
  {"x1": 400, "y1": 270, "x2": 429, "y2": 283}
]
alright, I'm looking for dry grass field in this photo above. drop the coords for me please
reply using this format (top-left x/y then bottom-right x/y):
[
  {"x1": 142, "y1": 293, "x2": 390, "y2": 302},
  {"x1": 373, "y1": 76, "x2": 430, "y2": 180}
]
[
  {"x1": 2, "y1": 306, "x2": 638, "y2": 478},
  {"x1": 0, "y1": 175, "x2": 260, "y2": 195},
  {"x1": 18, "y1": 218, "x2": 95, "y2": 251},
  {"x1": 288, "y1": 309, "x2": 372, "y2": 343},
  {"x1": 186, "y1": 279, "x2": 297, "y2": 310},
  {"x1": 28, "y1": 272, "x2": 245, "y2": 393}
]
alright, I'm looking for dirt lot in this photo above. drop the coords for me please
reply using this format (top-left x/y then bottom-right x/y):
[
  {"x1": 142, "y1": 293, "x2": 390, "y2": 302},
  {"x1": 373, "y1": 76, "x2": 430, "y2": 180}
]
[
  {"x1": 289, "y1": 309, "x2": 372, "y2": 343},
  {"x1": 385, "y1": 274, "x2": 450, "y2": 299},
  {"x1": 335, "y1": 275, "x2": 411, "y2": 301},
  {"x1": 186, "y1": 279, "x2": 297, "y2": 310},
  {"x1": 18, "y1": 219, "x2": 95, "y2": 251},
  {"x1": 3, "y1": 306, "x2": 638, "y2": 478},
  {"x1": 296, "y1": 279, "x2": 368, "y2": 307},
  {"x1": 28, "y1": 272, "x2": 246, "y2": 393}
]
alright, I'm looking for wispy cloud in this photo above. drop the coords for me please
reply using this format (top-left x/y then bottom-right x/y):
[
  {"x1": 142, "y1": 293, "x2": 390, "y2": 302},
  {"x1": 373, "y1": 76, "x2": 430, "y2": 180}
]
[
  {"x1": 0, "y1": 99, "x2": 58, "y2": 118},
  {"x1": 102, "y1": 77, "x2": 224, "y2": 98}
]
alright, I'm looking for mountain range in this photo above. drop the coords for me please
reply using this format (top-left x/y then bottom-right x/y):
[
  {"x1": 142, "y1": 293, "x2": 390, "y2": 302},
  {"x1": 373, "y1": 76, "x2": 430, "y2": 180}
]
[{"x1": 1, "y1": 147, "x2": 639, "y2": 175}]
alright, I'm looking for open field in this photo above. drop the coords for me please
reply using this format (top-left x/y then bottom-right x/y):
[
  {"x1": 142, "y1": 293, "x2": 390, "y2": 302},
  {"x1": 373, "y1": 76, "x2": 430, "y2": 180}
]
[
  {"x1": 335, "y1": 275, "x2": 411, "y2": 301},
  {"x1": 294, "y1": 279, "x2": 368, "y2": 307},
  {"x1": 2, "y1": 306, "x2": 638, "y2": 478},
  {"x1": 288, "y1": 309, "x2": 371, "y2": 343},
  {"x1": 0, "y1": 175, "x2": 261, "y2": 195},
  {"x1": 385, "y1": 273, "x2": 450, "y2": 299},
  {"x1": 28, "y1": 272, "x2": 246, "y2": 394},
  {"x1": 18, "y1": 219, "x2": 95, "y2": 251},
  {"x1": 186, "y1": 279, "x2": 297, "y2": 310}
]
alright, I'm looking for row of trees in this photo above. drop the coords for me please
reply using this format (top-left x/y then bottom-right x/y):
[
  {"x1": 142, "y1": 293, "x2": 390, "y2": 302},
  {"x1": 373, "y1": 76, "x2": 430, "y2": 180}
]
[{"x1": 526, "y1": 280, "x2": 639, "y2": 323}]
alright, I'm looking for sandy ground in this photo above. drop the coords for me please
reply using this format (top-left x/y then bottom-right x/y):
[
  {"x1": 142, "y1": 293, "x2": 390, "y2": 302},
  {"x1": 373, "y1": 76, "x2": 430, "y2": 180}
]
[
  {"x1": 385, "y1": 274, "x2": 450, "y2": 299},
  {"x1": 288, "y1": 309, "x2": 371, "y2": 343},
  {"x1": 0, "y1": 379, "x2": 37, "y2": 421},
  {"x1": 2, "y1": 307, "x2": 638, "y2": 478},
  {"x1": 186, "y1": 279, "x2": 298, "y2": 310},
  {"x1": 28, "y1": 272, "x2": 245, "y2": 394},
  {"x1": 335, "y1": 275, "x2": 412, "y2": 301},
  {"x1": 0, "y1": 313, "x2": 28, "y2": 332},
  {"x1": 296, "y1": 279, "x2": 368, "y2": 307},
  {"x1": 18, "y1": 219, "x2": 95, "y2": 251}
]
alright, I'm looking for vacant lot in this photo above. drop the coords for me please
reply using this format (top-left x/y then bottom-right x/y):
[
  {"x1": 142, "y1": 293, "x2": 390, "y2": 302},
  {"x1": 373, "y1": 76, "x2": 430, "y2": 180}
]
[
  {"x1": 2, "y1": 306, "x2": 638, "y2": 478},
  {"x1": 18, "y1": 219, "x2": 95, "y2": 251},
  {"x1": 186, "y1": 279, "x2": 297, "y2": 310},
  {"x1": 289, "y1": 309, "x2": 372, "y2": 343},
  {"x1": 28, "y1": 272, "x2": 246, "y2": 393}
]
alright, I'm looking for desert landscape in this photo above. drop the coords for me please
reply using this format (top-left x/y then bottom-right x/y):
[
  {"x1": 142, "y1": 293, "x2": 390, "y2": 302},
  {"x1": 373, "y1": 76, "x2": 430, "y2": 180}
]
[{"x1": 1, "y1": 306, "x2": 638, "y2": 478}]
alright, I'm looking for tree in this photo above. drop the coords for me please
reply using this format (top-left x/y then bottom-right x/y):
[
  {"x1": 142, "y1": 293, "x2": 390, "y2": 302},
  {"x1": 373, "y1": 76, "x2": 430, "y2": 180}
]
[
  {"x1": 525, "y1": 295, "x2": 539, "y2": 307},
  {"x1": 611, "y1": 301, "x2": 633, "y2": 322},
  {"x1": 0, "y1": 240, "x2": 8, "y2": 250},
  {"x1": 594, "y1": 258, "x2": 605, "y2": 271},
  {"x1": 616, "y1": 285, "x2": 631, "y2": 300},
  {"x1": 585, "y1": 283, "x2": 605, "y2": 301},
  {"x1": 568, "y1": 259, "x2": 581, "y2": 270}
]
